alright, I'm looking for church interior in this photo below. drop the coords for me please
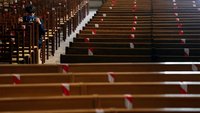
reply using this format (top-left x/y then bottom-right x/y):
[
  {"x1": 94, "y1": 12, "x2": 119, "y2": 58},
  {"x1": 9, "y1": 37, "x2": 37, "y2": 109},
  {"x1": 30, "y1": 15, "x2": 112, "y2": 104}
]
[{"x1": 0, "y1": 0, "x2": 200, "y2": 112}]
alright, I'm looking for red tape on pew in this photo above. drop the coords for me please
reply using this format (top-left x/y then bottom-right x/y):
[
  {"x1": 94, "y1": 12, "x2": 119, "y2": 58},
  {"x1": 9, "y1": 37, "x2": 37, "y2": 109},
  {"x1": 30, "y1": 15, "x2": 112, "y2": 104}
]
[
  {"x1": 62, "y1": 83, "x2": 70, "y2": 96},
  {"x1": 92, "y1": 29, "x2": 97, "y2": 35},
  {"x1": 130, "y1": 43, "x2": 135, "y2": 48},
  {"x1": 62, "y1": 64, "x2": 69, "y2": 73},
  {"x1": 180, "y1": 39, "x2": 186, "y2": 44},
  {"x1": 174, "y1": 13, "x2": 178, "y2": 16},
  {"x1": 176, "y1": 18, "x2": 180, "y2": 22},
  {"x1": 129, "y1": 34, "x2": 135, "y2": 39},
  {"x1": 179, "y1": 82, "x2": 188, "y2": 94},
  {"x1": 133, "y1": 21, "x2": 137, "y2": 25},
  {"x1": 192, "y1": 64, "x2": 198, "y2": 71},
  {"x1": 132, "y1": 6, "x2": 136, "y2": 12},
  {"x1": 88, "y1": 48, "x2": 94, "y2": 56},
  {"x1": 100, "y1": 13, "x2": 106, "y2": 21},
  {"x1": 124, "y1": 94, "x2": 133, "y2": 109},
  {"x1": 179, "y1": 30, "x2": 184, "y2": 35},
  {"x1": 184, "y1": 48, "x2": 189, "y2": 57},
  {"x1": 10, "y1": 31, "x2": 16, "y2": 36},
  {"x1": 173, "y1": 3, "x2": 177, "y2": 6},
  {"x1": 95, "y1": 24, "x2": 99, "y2": 28},
  {"x1": 107, "y1": 72, "x2": 115, "y2": 83},
  {"x1": 12, "y1": 74, "x2": 21, "y2": 84},
  {"x1": 95, "y1": 109, "x2": 104, "y2": 113},
  {"x1": 132, "y1": 27, "x2": 136, "y2": 32},
  {"x1": 133, "y1": 16, "x2": 138, "y2": 20},
  {"x1": 84, "y1": 38, "x2": 90, "y2": 42}
]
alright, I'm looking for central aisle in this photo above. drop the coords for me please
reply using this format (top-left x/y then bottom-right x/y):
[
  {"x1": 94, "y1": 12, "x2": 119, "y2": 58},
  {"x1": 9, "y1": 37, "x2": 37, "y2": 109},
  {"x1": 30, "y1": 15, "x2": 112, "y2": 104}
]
[{"x1": 45, "y1": 10, "x2": 97, "y2": 64}]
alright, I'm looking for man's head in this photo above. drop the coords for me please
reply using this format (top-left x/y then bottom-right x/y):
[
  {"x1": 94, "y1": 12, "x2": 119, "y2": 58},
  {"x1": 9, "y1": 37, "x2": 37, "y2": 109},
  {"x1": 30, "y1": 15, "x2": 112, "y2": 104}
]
[{"x1": 25, "y1": 5, "x2": 36, "y2": 14}]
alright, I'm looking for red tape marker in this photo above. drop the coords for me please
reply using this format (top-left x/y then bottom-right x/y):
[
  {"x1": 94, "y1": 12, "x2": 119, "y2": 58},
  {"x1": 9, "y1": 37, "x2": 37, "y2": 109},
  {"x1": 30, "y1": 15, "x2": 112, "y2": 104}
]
[
  {"x1": 95, "y1": 109, "x2": 104, "y2": 113},
  {"x1": 107, "y1": 72, "x2": 115, "y2": 83},
  {"x1": 180, "y1": 39, "x2": 186, "y2": 44},
  {"x1": 130, "y1": 43, "x2": 135, "y2": 48},
  {"x1": 124, "y1": 94, "x2": 133, "y2": 109},
  {"x1": 129, "y1": 34, "x2": 135, "y2": 39},
  {"x1": 88, "y1": 48, "x2": 94, "y2": 56},
  {"x1": 92, "y1": 29, "x2": 97, "y2": 35},
  {"x1": 133, "y1": 16, "x2": 138, "y2": 20},
  {"x1": 62, "y1": 64, "x2": 69, "y2": 73},
  {"x1": 84, "y1": 38, "x2": 90, "y2": 42},
  {"x1": 184, "y1": 48, "x2": 189, "y2": 57},
  {"x1": 192, "y1": 64, "x2": 198, "y2": 71},
  {"x1": 62, "y1": 83, "x2": 70, "y2": 96},
  {"x1": 133, "y1": 21, "x2": 137, "y2": 25},
  {"x1": 132, "y1": 27, "x2": 136, "y2": 32},
  {"x1": 179, "y1": 82, "x2": 188, "y2": 94},
  {"x1": 179, "y1": 30, "x2": 184, "y2": 35},
  {"x1": 176, "y1": 18, "x2": 180, "y2": 22},
  {"x1": 173, "y1": 3, "x2": 177, "y2": 6},
  {"x1": 174, "y1": 13, "x2": 178, "y2": 16},
  {"x1": 12, "y1": 74, "x2": 21, "y2": 84},
  {"x1": 95, "y1": 24, "x2": 99, "y2": 28}
]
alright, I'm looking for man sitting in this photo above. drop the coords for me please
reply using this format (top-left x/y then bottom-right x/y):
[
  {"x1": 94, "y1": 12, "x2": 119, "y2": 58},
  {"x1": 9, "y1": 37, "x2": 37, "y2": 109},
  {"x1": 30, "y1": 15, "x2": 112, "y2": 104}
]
[{"x1": 19, "y1": 5, "x2": 45, "y2": 64}]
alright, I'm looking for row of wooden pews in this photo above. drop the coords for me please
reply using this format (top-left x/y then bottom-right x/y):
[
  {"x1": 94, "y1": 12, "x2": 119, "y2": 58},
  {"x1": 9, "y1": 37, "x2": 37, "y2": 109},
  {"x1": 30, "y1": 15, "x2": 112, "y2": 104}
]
[
  {"x1": 61, "y1": 0, "x2": 153, "y2": 63},
  {"x1": 0, "y1": 63, "x2": 200, "y2": 112},
  {"x1": 152, "y1": 0, "x2": 200, "y2": 61},
  {"x1": 61, "y1": 0, "x2": 200, "y2": 63},
  {"x1": 1, "y1": 0, "x2": 200, "y2": 112},
  {"x1": 0, "y1": 0, "x2": 89, "y2": 64}
]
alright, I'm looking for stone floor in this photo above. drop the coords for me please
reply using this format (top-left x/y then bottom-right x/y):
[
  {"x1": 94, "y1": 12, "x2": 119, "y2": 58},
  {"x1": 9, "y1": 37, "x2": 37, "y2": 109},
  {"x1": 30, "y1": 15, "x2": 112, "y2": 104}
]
[{"x1": 45, "y1": 10, "x2": 97, "y2": 64}]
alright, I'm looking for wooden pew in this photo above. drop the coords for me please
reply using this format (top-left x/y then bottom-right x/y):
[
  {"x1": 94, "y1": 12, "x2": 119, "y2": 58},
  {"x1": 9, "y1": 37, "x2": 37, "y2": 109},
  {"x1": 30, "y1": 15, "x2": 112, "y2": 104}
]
[
  {"x1": 1, "y1": 63, "x2": 200, "y2": 73},
  {"x1": 0, "y1": 64, "x2": 63, "y2": 74},
  {"x1": 2, "y1": 71, "x2": 200, "y2": 84},
  {"x1": 70, "y1": 42, "x2": 200, "y2": 48},
  {"x1": 61, "y1": 0, "x2": 154, "y2": 63},
  {"x1": 70, "y1": 42, "x2": 152, "y2": 48},
  {"x1": 0, "y1": 95, "x2": 200, "y2": 112},
  {"x1": 77, "y1": 34, "x2": 152, "y2": 38},
  {"x1": 65, "y1": 47, "x2": 152, "y2": 55},
  {"x1": 61, "y1": 54, "x2": 152, "y2": 63},
  {"x1": 5, "y1": 108, "x2": 200, "y2": 113},
  {"x1": 1, "y1": 82, "x2": 200, "y2": 97}
]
